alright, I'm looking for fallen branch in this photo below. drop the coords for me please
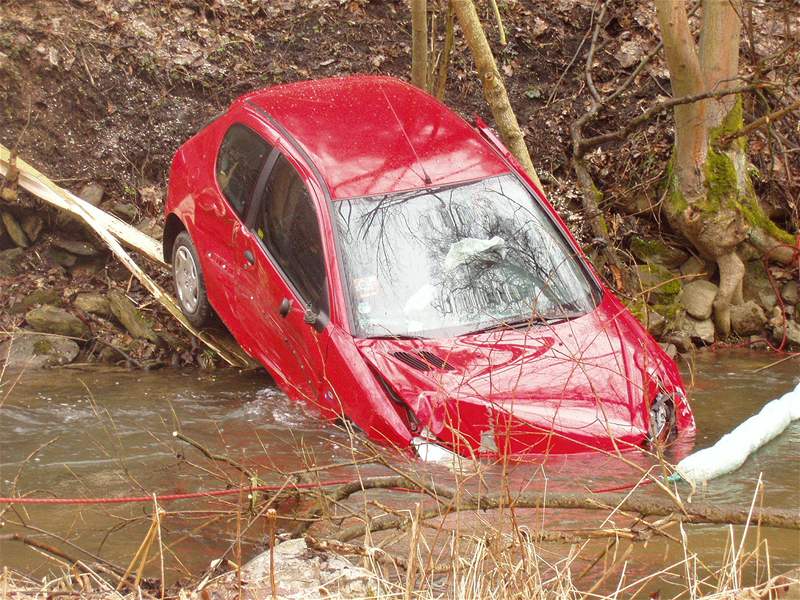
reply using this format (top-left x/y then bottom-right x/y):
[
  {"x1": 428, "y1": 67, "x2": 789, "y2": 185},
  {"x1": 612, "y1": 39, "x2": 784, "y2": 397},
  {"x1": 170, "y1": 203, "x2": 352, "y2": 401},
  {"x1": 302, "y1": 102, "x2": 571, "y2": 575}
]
[
  {"x1": 0, "y1": 144, "x2": 253, "y2": 368},
  {"x1": 323, "y1": 477, "x2": 800, "y2": 543}
]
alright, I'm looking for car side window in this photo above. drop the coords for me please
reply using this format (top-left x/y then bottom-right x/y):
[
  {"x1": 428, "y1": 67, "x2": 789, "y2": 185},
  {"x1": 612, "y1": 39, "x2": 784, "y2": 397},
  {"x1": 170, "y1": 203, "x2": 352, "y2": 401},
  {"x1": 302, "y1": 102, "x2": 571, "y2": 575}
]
[
  {"x1": 215, "y1": 124, "x2": 271, "y2": 218},
  {"x1": 257, "y1": 154, "x2": 328, "y2": 314}
]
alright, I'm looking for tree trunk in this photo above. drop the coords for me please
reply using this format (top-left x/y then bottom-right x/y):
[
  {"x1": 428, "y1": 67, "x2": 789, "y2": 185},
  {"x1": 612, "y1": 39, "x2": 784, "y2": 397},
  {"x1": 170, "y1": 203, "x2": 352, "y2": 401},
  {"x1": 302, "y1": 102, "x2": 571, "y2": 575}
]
[
  {"x1": 451, "y1": 0, "x2": 542, "y2": 189},
  {"x1": 655, "y1": 0, "x2": 796, "y2": 337},
  {"x1": 410, "y1": 0, "x2": 428, "y2": 89}
]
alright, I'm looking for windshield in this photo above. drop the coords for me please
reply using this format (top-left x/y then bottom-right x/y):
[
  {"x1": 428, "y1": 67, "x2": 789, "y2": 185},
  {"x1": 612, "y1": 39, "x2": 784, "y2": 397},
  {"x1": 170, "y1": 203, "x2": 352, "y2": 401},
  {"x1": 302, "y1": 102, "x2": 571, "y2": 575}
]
[{"x1": 333, "y1": 175, "x2": 598, "y2": 338}]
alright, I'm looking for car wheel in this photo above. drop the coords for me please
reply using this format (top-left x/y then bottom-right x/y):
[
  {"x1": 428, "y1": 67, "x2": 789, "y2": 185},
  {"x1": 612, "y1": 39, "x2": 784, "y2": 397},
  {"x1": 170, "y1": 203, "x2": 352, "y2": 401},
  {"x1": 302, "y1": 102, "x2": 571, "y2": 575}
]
[{"x1": 172, "y1": 231, "x2": 212, "y2": 327}]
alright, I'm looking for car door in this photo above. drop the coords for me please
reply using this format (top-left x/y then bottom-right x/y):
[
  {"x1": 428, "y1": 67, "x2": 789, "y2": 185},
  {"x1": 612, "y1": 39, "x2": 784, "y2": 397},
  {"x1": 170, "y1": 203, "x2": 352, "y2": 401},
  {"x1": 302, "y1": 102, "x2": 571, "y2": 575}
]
[
  {"x1": 234, "y1": 149, "x2": 333, "y2": 409},
  {"x1": 193, "y1": 118, "x2": 272, "y2": 346}
]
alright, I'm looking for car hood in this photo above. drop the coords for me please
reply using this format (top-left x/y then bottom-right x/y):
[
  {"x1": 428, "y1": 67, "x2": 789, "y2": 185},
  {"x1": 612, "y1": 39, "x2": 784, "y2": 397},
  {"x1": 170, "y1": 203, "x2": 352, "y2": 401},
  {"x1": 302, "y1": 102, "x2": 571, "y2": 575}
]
[{"x1": 355, "y1": 300, "x2": 676, "y2": 455}]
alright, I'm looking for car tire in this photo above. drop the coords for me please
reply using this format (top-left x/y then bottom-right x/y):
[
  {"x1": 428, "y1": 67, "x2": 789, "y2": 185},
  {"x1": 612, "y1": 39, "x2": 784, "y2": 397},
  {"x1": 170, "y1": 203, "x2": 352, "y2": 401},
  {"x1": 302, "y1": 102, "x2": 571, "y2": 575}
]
[{"x1": 172, "y1": 231, "x2": 212, "y2": 328}]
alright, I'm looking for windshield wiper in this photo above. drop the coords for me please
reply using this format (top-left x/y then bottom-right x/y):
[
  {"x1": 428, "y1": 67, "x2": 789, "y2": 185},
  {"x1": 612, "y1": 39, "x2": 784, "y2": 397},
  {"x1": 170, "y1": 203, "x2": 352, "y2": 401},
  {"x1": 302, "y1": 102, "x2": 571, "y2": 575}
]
[{"x1": 467, "y1": 313, "x2": 583, "y2": 335}]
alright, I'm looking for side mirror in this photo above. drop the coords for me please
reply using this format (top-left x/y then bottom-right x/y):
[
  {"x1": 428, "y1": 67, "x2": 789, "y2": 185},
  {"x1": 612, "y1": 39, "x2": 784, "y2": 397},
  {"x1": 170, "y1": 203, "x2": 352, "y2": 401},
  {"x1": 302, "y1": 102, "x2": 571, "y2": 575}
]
[
  {"x1": 279, "y1": 298, "x2": 292, "y2": 318},
  {"x1": 304, "y1": 308, "x2": 328, "y2": 332}
]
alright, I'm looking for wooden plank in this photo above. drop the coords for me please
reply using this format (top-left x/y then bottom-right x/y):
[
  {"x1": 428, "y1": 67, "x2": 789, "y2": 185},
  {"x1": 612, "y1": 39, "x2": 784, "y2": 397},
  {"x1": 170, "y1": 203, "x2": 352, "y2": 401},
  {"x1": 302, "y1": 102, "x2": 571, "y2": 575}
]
[{"x1": 0, "y1": 144, "x2": 256, "y2": 369}]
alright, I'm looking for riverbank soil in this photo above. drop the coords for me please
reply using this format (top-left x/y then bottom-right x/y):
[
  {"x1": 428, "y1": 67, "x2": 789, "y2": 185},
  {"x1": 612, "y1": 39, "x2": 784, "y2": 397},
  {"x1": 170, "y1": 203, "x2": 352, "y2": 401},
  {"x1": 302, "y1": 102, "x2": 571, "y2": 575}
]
[{"x1": 1, "y1": 0, "x2": 798, "y2": 370}]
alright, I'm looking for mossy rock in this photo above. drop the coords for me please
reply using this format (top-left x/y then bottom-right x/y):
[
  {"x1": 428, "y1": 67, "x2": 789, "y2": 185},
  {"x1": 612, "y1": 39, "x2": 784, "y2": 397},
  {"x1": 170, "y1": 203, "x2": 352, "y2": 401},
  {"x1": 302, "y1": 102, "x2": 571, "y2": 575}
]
[
  {"x1": 10, "y1": 288, "x2": 62, "y2": 314},
  {"x1": 0, "y1": 247, "x2": 25, "y2": 276},
  {"x1": 636, "y1": 263, "x2": 682, "y2": 304},
  {"x1": 107, "y1": 290, "x2": 161, "y2": 345},
  {"x1": 25, "y1": 305, "x2": 91, "y2": 339},
  {"x1": 630, "y1": 237, "x2": 689, "y2": 269},
  {"x1": 742, "y1": 259, "x2": 772, "y2": 303},
  {"x1": 0, "y1": 334, "x2": 80, "y2": 369},
  {"x1": 1, "y1": 211, "x2": 28, "y2": 248},
  {"x1": 74, "y1": 292, "x2": 112, "y2": 317}
]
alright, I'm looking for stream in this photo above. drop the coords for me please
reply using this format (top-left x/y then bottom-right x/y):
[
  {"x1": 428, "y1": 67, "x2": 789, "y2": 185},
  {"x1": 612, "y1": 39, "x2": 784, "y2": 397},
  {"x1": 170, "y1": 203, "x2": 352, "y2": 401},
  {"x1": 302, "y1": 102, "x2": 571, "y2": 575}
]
[{"x1": 1, "y1": 349, "x2": 798, "y2": 591}]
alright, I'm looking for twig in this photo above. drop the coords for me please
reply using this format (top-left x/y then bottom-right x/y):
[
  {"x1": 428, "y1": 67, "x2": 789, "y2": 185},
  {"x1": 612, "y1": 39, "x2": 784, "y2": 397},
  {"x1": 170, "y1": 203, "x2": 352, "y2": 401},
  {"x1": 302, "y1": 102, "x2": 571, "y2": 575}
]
[
  {"x1": 488, "y1": 0, "x2": 506, "y2": 46},
  {"x1": 716, "y1": 98, "x2": 800, "y2": 148},
  {"x1": 578, "y1": 82, "x2": 776, "y2": 152},
  {"x1": 174, "y1": 431, "x2": 259, "y2": 482}
]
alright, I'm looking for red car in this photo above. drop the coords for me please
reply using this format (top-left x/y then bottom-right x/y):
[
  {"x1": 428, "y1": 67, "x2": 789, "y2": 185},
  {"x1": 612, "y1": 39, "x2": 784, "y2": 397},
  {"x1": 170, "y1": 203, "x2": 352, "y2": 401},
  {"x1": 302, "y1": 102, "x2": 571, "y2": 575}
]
[{"x1": 163, "y1": 76, "x2": 695, "y2": 458}]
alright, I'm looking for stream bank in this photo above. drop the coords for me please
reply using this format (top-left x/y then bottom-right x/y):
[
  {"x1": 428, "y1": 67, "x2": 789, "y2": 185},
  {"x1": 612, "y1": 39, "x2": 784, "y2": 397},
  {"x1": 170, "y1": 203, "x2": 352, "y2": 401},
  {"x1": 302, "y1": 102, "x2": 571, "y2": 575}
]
[{"x1": 2, "y1": 0, "x2": 798, "y2": 371}]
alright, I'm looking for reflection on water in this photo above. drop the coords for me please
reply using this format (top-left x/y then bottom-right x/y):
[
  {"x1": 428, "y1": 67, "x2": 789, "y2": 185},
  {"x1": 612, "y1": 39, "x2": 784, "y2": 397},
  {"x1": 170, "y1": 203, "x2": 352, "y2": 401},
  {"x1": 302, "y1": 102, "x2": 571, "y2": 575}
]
[{"x1": 0, "y1": 350, "x2": 798, "y2": 587}]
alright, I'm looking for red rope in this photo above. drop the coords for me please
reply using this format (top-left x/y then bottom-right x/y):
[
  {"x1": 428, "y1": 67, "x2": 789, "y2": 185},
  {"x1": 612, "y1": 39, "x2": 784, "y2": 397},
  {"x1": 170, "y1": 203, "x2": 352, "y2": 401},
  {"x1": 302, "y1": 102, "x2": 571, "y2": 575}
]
[{"x1": 0, "y1": 478, "x2": 365, "y2": 505}]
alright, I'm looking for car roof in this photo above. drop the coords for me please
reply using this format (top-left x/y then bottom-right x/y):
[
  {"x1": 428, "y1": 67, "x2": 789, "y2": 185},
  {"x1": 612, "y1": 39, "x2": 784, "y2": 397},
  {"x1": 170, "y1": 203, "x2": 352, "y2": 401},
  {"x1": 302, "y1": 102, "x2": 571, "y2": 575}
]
[{"x1": 240, "y1": 76, "x2": 510, "y2": 200}]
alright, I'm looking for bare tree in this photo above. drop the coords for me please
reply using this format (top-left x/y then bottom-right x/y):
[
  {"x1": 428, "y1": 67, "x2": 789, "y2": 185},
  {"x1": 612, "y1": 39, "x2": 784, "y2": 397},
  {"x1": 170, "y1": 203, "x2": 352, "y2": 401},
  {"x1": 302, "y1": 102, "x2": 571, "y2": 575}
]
[{"x1": 654, "y1": 0, "x2": 797, "y2": 336}]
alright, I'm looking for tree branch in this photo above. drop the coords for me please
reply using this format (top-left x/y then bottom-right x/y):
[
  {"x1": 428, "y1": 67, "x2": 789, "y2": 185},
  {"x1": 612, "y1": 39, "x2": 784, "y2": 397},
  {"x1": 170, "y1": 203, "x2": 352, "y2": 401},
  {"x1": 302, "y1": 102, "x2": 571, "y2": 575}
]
[
  {"x1": 716, "y1": 98, "x2": 800, "y2": 148},
  {"x1": 578, "y1": 82, "x2": 772, "y2": 152}
]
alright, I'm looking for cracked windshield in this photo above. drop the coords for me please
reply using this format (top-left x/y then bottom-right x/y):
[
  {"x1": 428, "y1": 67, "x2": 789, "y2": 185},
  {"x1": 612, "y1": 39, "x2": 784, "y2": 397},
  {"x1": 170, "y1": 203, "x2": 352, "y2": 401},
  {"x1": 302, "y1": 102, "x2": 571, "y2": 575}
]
[{"x1": 334, "y1": 174, "x2": 597, "y2": 338}]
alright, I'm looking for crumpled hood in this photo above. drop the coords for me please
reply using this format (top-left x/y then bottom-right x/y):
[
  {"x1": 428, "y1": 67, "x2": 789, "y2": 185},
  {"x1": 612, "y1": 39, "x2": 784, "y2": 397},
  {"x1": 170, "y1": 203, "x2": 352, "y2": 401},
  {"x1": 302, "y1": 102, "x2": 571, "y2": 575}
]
[{"x1": 355, "y1": 297, "x2": 682, "y2": 455}]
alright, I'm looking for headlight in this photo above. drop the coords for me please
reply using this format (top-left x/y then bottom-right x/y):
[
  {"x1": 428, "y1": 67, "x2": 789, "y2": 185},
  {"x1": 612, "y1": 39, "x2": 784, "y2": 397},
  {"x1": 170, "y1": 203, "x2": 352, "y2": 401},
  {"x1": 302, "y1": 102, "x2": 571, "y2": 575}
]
[{"x1": 647, "y1": 389, "x2": 677, "y2": 446}]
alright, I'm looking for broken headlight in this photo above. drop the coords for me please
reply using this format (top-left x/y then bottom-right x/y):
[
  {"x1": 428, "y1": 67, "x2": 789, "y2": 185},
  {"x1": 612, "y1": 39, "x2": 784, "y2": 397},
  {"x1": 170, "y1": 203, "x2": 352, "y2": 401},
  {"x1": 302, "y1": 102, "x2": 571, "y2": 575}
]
[{"x1": 647, "y1": 389, "x2": 678, "y2": 446}]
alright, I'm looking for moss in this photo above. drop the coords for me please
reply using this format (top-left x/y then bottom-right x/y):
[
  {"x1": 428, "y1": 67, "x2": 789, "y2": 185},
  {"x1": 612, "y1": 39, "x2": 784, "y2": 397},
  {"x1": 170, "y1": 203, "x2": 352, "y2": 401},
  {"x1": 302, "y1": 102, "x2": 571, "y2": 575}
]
[
  {"x1": 737, "y1": 198, "x2": 798, "y2": 245},
  {"x1": 636, "y1": 263, "x2": 682, "y2": 303},
  {"x1": 703, "y1": 147, "x2": 738, "y2": 212},
  {"x1": 626, "y1": 298, "x2": 648, "y2": 324},
  {"x1": 664, "y1": 155, "x2": 687, "y2": 214},
  {"x1": 33, "y1": 339, "x2": 53, "y2": 355},
  {"x1": 590, "y1": 183, "x2": 609, "y2": 236},
  {"x1": 710, "y1": 95, "x2": 744, "y2": 146},
  {"x1": 651, "y1": 302, "x2": 683, "y2": 321},
  {"x1": 630, "y1": 237, "x2": 664, "y2": 259}
]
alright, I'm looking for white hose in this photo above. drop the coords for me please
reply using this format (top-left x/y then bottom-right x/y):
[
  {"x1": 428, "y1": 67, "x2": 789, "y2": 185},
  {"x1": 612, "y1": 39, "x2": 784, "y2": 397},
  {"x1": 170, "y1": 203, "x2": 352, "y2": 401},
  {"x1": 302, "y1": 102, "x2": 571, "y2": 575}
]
[{"x1": 673, "y1": 382, "x2": 800, "y2": 485}]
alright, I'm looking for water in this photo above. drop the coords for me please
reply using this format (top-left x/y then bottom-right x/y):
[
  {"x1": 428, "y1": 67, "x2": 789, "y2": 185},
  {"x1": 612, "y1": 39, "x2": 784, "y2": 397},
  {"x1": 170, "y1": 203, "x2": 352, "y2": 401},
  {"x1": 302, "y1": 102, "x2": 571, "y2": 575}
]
[{"x1": 1, "y1": 350, "x2": 798, "y2": 590}]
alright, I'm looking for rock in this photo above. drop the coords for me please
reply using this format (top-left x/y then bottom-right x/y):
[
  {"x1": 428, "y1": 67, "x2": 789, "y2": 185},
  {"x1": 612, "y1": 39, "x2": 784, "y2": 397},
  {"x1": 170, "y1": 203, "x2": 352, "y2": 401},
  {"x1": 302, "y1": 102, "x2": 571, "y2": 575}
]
[
  {"x1": 645, "y1": 310, "x2": 667, "y2": 338},
  {"x1": 659, "y1": 342, "x2": 677, "y2": 359},
  {"x1": 679, "y1": 256, "x2": 714, "y2": 282},
  {"x1": 52, "y1": 238, "x2": 98, "y2": 256},
  {"x1": 1, "y1": 211, "x2": 29, "y2": 248},
  {"x1": 615, "y1": 39, "x2": 645, "y2": 68},
  {"x1": 757, "y1": 289, "x2": 777, "y2": 311},
  {"x1": 21, "y1": 214, "x2": 44, "y2": 242},
  {"x1": 664, "y1": 330, "x2": 694, "y2": 353},
  {"x1": 743, "y1": 259, "x2": 772, "y2": 303},
  {"x1": 10, "y1": 289, "x2": 62, "y2": 314},
  {"x1": 74, "y1": 292, "x2": 111, "y2": 317},
  {"x1": 44, "y1": 247, "x2": 77, "y2": 268},
  {"x1": 680, "y1": 316, "x2": 715, "y2": 345},
  {"x1": 630, "y1": 237, "x2": 689, "y2": 269},
  {"x1": 781, "y1": 280, "x2": 799, "y2": 305},
  {"x1": 771, "y1": 319, "x2": 800, "y2": 348},
  {"x1": 730, "y1": 301, "x2": 767, "y2": 336},
  {"x1": 679, "y1": 280, "x2": 718, "y2": 320},
  {"x1": 26, "y1": 305, "x2": 91, "y2": 338},
  {"x1": 79, "y1": 182, "x2": 105, "y2": 206},
  {"x1": 532, "y1": 17, "x2": 548, "y2": 37},
  {"x1": 636, "y1": 263, "x2": 682, "y2": 303},
  {"x1": 107, "y1": 201, "x2": 138, "y2": 222},
  {"x1": 205, "y1": 538, "x2": 381, "y2": 600},
  {"x1": 136, "y1": 216, "x2": 163, "y2": 240},
  {"x1": 108, "y1": 290, "x2": 160, "y2": 344},
  {"x1": 0, "y1": 247, "x2": 24, "y2": 276},
  {"x1": 0, "y1": 334, "x2": 80, "y2": 369}
]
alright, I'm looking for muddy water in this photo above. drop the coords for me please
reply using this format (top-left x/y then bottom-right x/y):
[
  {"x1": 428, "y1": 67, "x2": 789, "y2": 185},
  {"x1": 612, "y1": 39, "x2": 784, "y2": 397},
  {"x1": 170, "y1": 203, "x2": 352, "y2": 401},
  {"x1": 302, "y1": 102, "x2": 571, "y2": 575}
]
[{"x1": 1, "y1": 350, "x2": 798, "y2": 588}]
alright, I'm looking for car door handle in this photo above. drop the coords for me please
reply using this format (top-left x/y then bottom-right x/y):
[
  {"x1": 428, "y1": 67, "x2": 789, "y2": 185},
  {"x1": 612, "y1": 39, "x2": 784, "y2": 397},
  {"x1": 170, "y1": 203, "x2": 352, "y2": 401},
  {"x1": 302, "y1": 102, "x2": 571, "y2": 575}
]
[{"x1": 243, "y1": 250, "x2": 255, "y2": 266}]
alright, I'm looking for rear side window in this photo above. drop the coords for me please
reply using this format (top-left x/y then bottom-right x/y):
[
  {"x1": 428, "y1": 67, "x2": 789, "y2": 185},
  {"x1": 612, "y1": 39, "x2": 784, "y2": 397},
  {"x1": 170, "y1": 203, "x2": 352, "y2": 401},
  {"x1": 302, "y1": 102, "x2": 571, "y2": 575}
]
[
  {"x1": 215, "y1": 124, "x2": 271, "y2": 218},
  {"x1": 257, "y1": 154, "x2": 328, "y2": 314}
]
